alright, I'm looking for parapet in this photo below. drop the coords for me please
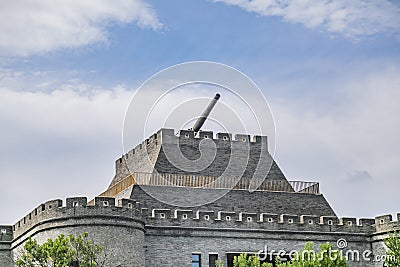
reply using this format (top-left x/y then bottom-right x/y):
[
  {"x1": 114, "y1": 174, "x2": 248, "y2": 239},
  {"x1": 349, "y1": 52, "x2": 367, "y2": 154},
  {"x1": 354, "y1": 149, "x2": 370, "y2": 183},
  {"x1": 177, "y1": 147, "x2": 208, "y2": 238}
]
[
  {"x1": 12, "y1": 197, "x2": 144, "y2": 241},
  {"x1": 120, "y1": 128, "x2": 269, "y2": 159},
  {"x1": 11, "y1": 195, "x2": 400, "y2": 241},
  {"x1": 177, "y1": 129, "x2": 267, "y2": 145},
  {"x1": 145, "y1": 208, "x2": 400, "y2": 234}
]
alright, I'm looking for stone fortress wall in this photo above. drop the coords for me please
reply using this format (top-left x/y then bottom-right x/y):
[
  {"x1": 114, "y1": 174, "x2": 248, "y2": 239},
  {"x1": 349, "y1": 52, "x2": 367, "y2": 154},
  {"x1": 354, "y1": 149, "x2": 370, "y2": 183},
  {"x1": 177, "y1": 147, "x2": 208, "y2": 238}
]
[
  {"x1": 1, "y1": 197, "x2": 145, "y2": 267},
  {"x1": 1, "y1": 193, "x2": 399, "y2": 267}
]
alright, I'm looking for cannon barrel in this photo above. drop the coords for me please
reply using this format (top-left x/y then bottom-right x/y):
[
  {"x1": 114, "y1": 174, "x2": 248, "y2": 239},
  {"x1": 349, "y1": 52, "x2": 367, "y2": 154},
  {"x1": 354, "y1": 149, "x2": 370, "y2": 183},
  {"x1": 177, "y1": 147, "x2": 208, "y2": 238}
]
[{"x1": 192, "y1": 93, "x2": 220, "y2": 132}]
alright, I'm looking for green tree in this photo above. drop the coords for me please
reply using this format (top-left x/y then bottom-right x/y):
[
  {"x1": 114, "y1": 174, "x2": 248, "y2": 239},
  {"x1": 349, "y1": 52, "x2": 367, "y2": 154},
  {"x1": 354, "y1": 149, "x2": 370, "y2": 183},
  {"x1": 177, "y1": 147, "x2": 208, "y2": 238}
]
[
  {"x1": 233, "y1": 253, "x2": 272, "y2": 267},
  {"x1": 276, "y1": 242, "x2": 348, "y2": 267},
  {"x1": 15, "y1": 233, "x2": 107, "y2": 267},
  {"x1": 384, "y1": 232, "x2": 400, "y2": 267}
]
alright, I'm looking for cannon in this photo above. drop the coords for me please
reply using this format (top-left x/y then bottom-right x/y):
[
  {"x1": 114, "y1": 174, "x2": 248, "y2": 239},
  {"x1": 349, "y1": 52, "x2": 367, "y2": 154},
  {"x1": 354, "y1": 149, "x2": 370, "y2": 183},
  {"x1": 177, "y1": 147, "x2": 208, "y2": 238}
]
[{"x1": 191, "y1": 93, "x2": 220, "y2": 132}]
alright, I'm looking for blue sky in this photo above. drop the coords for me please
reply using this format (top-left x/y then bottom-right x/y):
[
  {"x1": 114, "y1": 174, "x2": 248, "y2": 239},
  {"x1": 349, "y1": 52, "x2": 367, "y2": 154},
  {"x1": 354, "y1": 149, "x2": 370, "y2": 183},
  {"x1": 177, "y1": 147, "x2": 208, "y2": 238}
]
[{"x1": 1, "y1": 0, "x2": 400, "y2": 224}]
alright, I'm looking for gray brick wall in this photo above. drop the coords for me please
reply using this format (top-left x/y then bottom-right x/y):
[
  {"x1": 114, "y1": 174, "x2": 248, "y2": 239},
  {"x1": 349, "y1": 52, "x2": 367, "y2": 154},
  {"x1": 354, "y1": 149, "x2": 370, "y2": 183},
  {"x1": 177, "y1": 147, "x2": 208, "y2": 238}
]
[
  {"x1": 129, "y1": 185, "x2": 336, "y2": 216},
  {"x1": 144, "y1": 226, "x2": 373, "y2": 267},
  {"x1": 110, "y1": 128, "x2": 288, "y2": 188},
  {"x1": 10, "y1": 197, "x2": 146, "y2": 267}
]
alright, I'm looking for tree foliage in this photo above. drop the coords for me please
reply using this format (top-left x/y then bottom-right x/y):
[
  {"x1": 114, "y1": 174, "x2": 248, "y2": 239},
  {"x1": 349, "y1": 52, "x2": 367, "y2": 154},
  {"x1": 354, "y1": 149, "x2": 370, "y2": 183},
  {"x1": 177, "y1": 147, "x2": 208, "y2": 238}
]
[
  {"x1": 384, "y1": 232, "x2": 400, "y2": 267},
  {"x1": 233, "y1": 253, "x2": 272, "y2": 267},
  {"x1": 15, "y1": 232, "x2": 106, "y2": 267},
  {"x1": 276, "y1": 242, "x2": 348, "y2": 267}
]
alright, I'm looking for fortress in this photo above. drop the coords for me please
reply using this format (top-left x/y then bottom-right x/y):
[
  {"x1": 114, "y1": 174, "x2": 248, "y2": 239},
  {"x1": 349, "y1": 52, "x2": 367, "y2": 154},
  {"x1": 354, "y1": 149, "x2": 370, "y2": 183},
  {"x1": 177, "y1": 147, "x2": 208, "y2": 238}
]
[{"x1": 0, "y1": 96, "x2": 399, "y2": 266}]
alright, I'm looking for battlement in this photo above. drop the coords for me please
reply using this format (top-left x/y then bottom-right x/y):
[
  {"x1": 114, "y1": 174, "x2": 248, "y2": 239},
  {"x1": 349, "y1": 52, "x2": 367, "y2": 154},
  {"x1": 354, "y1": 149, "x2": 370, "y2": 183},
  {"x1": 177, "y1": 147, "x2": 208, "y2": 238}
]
[
  {"x1": 110, "y1": 128, "x2": 283, "y2": 189},
  {"x1": 120, "y1": 128, "x2": 268, "y2": 162},
  {"x1": 146, "y1": 208, "x2": 400, "y2": 234},
  {"x1": 12, "y1": 197, "x2": 144, "y2": 240},
  {"x1": 10, "y1": 193, "x2": 400, "y2": 244}
]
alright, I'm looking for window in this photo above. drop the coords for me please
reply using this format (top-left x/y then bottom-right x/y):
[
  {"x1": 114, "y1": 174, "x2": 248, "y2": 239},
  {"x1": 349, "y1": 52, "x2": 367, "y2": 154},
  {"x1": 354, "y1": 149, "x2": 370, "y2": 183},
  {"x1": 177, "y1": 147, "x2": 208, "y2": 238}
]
[
  {"x1": 160, "y1": 213, "x2": 166, "y2": 219},
  {"x1": 380, "y1": 219, "x2": 385, "y2": 225},
  {"x1": 328, "y1": 220, "x2": 333, "y2": 225},
  {"x1": 192, "y1": 254, "x2": 201, "y2": 267},
  {"x1": 288, "y1": 219, "x2": 293, "y2": 224},
  {"x1": 225, "y1": 216, "x2": 231, "y2": 221},
  {"x1": 308, "y1": 220, "x2": 313, "y2": 225},
  {"x1": 204, "y1": 215, "x2": 210, "y2": 221},
  {"x1": 267, "y1": 218, "x2": 273, "y2": 223},
  {"x1": 102, "y1": 201, "x2": 109, "y2": 207},
  {"x1": 127, "y1": 203, "x2": 133, "y2": 209},
  {"x1": 209, "y1": 254, "x2": 218, "y2": 267},
  {"x1": 182, "y1": 214, "x2": 188, "y2": 220}
]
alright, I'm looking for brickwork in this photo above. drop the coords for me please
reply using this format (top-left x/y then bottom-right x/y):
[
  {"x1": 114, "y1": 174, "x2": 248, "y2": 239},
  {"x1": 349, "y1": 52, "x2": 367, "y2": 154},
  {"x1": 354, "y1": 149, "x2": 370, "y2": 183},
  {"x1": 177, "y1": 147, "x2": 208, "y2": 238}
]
[
  {"x1": 110, "y1": 128, "x2": 288, "y2": 189},
  {"x1": 9, "y1": 197, "x2": 145, "y2": 267},
  {"x1": 128, "y1": 185, "x2": 336, "y2": 216}
]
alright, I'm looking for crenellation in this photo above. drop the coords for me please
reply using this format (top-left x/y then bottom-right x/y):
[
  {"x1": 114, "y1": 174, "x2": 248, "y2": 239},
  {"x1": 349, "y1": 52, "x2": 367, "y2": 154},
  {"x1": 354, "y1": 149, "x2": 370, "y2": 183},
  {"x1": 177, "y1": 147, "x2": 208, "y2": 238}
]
[
  {"x1": 45, "y1": 199, "x2": 62, "y2": 210},
  {"x1": 217, "y1": 211, "x2": 237, "y2": 222},
  {"x1": 280, "y1": 214, "x2": 299, "y2": 224},
  {"x1": 66, "y1": 197, "x2": 87, "y2": 208},
  {"x1": 339, "y1": 217, "x2": 357, "y2": 227},
  {"x1": 0, "y1": 226, "x2": 13, "y2": 241},
  {"x1": 141, "y1": 208, "x2": 385, "y2": 234},
  {"x1": 374, "y1": 214, "x2": 400, "y2": 233},
  {"x1": 216, "y1": 132, "x2": 232, "y2": 140},
  {"x1": 94, "y1": 197, "x2": 115, "y2": 207},
  {"x1": 320, "y1": 216, "x2": 340, "y2": 225},
  {"x1": 118, "y1": 198, "x2": 141, "y2": 211},
  {"x1": 198, "y1": 131, "x2": 213, "y2": 139},
  {"x1": 375, "y1": 214, "x2": 392, "y2": 225},
  {"x1": 260, "y1": 213, "x2": 279, "y2": 223},
  {"x1": 300, "y1": 215, "x2": 320, "y2": 225},
  {"x1": 253, "y1": 135, "x2": 267, "y2": 144},
  {"x1": 179, "y1": 129, "x2": 195, "y2": 139},
  {"x1": 238, "y1": 212, "x2": 258, "y2": 223},
  {"x1": 359, "y1": 218, "x2": 375, "y2": 226},
  {"x1": 173, "y1": 209, "x2": 193, "y2": 219},
  {"x1": 151, "y1": 209, "x2": 172, "y2": 219},
  {"x1": 234, "y1": 134, "x2": 250, "y2": 142},
  {"x1": 11, "y1": 197, "x2": 144, "y2": 241},
  {"x1": 195, "y1": 210, "x2": 216, "y2": 221},
  {"x1": 174, "y1": 128, "x2": 267, "y2": 144}
]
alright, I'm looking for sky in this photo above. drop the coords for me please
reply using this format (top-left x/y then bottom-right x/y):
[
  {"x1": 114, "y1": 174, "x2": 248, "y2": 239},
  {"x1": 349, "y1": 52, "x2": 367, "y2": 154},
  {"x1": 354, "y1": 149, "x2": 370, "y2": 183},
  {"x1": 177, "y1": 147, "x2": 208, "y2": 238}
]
[{"x1": 0, "y1": 0, "x2": 400, "y2": 225}]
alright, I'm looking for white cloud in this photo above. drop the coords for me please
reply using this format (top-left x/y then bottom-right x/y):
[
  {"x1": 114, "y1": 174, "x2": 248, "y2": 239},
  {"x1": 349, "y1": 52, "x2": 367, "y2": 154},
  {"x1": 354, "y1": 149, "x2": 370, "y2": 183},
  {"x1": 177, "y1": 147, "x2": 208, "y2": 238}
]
[
  {"x1": 212, "y1": 0, "x2": 400, "y2": 39},
  {"x1": 271, "y1": 66, "x2": 400, "y2": 218},
  {"x1": 0, "y1": 0, "x2": 162, "y2": 56},
  {"x1": 0, "y1": 78, "x2": 133, "y2": 224}
]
